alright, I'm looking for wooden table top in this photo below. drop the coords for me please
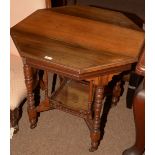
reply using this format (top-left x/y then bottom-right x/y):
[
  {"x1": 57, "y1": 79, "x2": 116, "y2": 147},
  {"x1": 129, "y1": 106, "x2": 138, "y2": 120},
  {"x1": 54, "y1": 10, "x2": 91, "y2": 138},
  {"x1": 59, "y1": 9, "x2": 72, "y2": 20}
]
[
  {"x1": 53, "y1": 5, "x2": 142, "y2": 31},
  {"x1": 11, "y1": 6, "x2": 144, "y2": 79}
]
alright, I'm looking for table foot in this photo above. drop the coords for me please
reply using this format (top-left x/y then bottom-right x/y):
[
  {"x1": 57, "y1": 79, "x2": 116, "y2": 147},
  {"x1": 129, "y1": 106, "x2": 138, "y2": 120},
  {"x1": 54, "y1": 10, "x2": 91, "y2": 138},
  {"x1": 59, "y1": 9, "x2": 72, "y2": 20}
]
[
  {"x1": 30, "y1": 119, "x2": 37, "y2": 129},
  {"x1": 89, "y1": 140, "x2": 99, "y2": 152},
  {"x1": 27, "y1": 107, "x2": 38, "y2": 129}
]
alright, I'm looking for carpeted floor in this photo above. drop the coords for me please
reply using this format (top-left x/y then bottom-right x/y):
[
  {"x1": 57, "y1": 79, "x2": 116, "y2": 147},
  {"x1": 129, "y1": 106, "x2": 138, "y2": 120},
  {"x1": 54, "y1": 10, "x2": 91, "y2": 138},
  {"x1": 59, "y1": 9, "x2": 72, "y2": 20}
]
[{"x1": 10, "y1": 81, "x2": 137, "y2": 155}]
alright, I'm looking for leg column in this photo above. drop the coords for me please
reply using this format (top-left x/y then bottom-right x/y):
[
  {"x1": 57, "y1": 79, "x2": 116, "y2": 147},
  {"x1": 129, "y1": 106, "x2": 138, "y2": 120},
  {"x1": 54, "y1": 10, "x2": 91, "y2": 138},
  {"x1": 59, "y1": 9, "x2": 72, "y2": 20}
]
[
  {"x1": 24, "y1": 64, "x2": 37, "y2": 129},
  {"x1": 90, "y1": 84, "x2": 105, "y2": 152},
  {"x1": 112, "y1": 81, "x2": 122, "y2": 106}
]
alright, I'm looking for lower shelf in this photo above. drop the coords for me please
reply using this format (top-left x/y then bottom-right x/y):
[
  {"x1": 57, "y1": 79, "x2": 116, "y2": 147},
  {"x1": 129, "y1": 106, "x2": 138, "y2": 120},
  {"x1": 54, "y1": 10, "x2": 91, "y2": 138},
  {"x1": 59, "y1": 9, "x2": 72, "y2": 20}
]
[{"x1": 52, "y1": 80, "x2": 90, "y2": 111}]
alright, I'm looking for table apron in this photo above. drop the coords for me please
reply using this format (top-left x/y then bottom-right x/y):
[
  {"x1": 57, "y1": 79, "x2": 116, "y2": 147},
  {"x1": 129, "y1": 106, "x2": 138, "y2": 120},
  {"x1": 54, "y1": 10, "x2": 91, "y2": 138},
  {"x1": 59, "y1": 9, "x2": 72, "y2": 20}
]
[{"x1": 24, "y1": 57, "x2": 132, "y2": 80}]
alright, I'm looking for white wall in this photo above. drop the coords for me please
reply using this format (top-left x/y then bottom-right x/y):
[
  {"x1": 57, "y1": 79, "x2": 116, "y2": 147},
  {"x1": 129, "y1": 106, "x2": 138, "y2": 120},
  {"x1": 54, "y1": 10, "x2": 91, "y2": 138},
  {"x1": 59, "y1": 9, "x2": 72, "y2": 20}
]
[{"x1": 10, "y1": 0, "x2": 46, "y2": 56}]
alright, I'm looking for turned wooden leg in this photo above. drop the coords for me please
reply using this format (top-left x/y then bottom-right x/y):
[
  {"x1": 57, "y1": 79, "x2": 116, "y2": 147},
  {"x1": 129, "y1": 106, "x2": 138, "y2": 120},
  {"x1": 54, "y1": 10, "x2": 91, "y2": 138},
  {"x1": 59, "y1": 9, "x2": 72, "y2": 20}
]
[
  {"x1": 89, "y1": 85, "x2": 105, "y2": 152},
  {"x1": 112, "y1": 81, "x2": 122, "y2": 106},
  {"x1": 10, "y1": 108, "x2": 19, "y2": 133},
  {"x1": 123, "y1": 81, "x2": 145, "y2": 155},
  {"x1": 24, "y1": 64, "x2": 37, "y2": 129}
]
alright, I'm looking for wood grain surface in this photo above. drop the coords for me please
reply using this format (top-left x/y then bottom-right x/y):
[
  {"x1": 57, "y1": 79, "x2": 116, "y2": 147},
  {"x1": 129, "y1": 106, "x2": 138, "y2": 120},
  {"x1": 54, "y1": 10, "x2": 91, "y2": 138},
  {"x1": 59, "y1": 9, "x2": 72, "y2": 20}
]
[{"x1": 11, "y1": 6, "x2": 144, "y2": 78}]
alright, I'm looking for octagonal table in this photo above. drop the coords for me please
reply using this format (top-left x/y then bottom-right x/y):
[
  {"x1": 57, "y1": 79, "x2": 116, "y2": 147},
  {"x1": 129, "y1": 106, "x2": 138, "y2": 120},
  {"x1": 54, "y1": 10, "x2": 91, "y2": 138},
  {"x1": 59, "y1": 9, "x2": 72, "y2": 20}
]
[{"x1": 11, "y1": 5, "x2": 144, "y2": 151}]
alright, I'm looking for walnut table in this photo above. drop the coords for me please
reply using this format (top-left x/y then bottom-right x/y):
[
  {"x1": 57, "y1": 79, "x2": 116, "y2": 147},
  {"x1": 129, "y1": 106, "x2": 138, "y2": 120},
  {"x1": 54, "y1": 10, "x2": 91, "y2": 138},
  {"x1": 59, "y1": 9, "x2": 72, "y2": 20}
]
[{"x1": 11, "y1": 6, "x2": 144, "y2": 151}]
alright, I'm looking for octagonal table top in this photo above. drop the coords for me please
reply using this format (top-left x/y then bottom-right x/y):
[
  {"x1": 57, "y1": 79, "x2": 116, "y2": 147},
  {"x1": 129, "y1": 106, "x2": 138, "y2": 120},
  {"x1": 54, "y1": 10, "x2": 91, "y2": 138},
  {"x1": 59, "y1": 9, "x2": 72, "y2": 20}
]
[{"x1": 11, "y1": 6, "x2": 144, "y2": 78}]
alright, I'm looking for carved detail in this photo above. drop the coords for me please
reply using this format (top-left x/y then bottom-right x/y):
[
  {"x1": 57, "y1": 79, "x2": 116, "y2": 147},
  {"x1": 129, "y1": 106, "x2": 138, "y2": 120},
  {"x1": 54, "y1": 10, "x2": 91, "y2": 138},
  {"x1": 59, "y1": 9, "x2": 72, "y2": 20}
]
[
  {"x1": 51, "y1": 99, "x2": 88, "y2": 118},
  {"x1": 90, "y1": 85, "x2": 105, "y2": 151},
  {"x1": 24, "y1": 64, "x2": 37, "y2": 129}
]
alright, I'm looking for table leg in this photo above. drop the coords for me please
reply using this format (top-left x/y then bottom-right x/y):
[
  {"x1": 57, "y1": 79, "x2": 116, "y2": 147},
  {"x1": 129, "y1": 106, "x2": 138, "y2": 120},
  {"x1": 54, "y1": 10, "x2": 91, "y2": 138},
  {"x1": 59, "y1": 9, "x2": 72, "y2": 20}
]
[
  {"x1": 24, "y1": 64, "x2": 37, "y2": 129},
  {"x1": 112, "y1": 81, "x2": 122, "y2": 105},
  {"x1": 89, "y1": 85, "x2": 105, "y2": 152}
]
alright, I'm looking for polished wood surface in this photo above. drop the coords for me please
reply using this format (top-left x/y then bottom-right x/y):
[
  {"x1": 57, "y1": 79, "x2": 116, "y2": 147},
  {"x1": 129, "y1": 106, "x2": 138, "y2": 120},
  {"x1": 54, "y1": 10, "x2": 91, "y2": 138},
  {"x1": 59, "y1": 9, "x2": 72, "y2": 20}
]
[
  {"x1": 11, "y1": 5, "x2": 144, "y2": 151},
  {"x1": 11, "y1": 7, "x2": 144, "y2": 80},
  {"x1": 53, "y1": 5, "x2": 141, "y2": 30}
]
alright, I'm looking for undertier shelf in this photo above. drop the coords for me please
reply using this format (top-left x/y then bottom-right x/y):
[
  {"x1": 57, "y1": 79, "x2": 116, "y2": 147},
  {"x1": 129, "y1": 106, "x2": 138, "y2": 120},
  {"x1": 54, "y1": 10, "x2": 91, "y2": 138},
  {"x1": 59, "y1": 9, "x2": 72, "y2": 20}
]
[{"x1": 52, "y1": 80, "x2": 90, "y2": 111}]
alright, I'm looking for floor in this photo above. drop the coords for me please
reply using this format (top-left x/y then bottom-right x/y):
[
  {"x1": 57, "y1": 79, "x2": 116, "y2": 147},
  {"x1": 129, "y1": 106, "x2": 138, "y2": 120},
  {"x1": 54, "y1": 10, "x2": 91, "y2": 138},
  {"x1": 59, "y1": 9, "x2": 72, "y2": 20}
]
[{"x1": 11, "y1": 81, "x2": 136, "y2": 155}]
